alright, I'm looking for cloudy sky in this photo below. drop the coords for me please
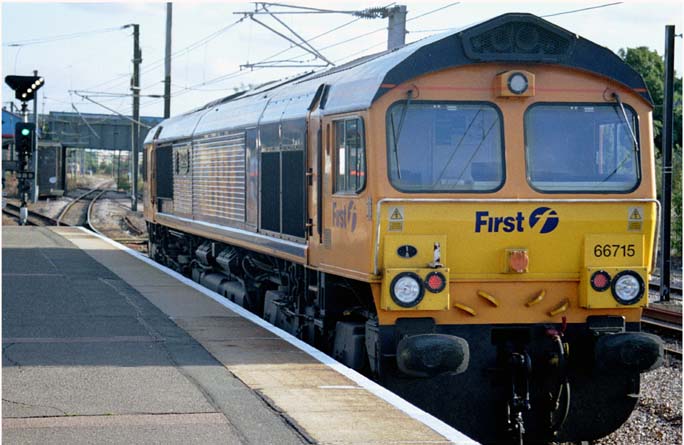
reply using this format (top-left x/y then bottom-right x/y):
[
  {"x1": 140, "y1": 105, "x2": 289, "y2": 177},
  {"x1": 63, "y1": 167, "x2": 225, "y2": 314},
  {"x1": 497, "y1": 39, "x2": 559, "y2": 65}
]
[{"x1": 2, "y1": 1, "x2": 682, "y2": 118}]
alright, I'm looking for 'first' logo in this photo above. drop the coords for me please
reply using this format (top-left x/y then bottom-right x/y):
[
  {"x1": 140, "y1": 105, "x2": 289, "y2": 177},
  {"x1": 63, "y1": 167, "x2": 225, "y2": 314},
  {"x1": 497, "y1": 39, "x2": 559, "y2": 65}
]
[{"x1": 475, "y1": 207, "x2": 559, "y2": 234}]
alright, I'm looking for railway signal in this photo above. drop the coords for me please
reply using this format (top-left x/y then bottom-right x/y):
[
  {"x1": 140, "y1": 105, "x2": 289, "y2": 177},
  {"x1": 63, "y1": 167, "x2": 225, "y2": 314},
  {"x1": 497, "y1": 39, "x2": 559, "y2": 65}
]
[
  {"x1": 4, "y1": 75, "x2": 44, "y2": 102},
  {"x1": 15, "y1": 122, "x2": 35, "y2": 162},
  {"x1": 5, "y1": 74, "x2": 44, "y2": 225},
  {"x1": 12, "y1": 122, "x2": 36, "y2": 225}
]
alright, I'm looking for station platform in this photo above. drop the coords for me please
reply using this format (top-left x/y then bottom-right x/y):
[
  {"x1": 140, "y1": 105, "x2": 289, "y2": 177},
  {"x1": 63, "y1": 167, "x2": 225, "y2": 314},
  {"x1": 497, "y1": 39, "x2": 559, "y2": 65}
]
[{"x1": 2, "y1": 227, "x2": 477, "y2": 445}]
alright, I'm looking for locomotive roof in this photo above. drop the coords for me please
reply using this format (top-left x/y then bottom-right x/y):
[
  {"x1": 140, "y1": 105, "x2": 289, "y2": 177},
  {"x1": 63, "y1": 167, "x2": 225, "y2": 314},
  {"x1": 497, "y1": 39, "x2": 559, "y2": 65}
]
[{"x1": 147, "y1": 12, "x2": 652, "y2": 144}]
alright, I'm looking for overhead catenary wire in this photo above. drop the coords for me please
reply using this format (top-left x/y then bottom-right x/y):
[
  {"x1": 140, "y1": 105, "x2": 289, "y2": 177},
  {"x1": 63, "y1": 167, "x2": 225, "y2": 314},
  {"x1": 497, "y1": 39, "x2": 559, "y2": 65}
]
[
  {"x1": 541, "y1": 2, "x2": 623, "y2": 18},
  {"x1": 236, "y1": 2, "x2": 390, "y2": 17},
  {"x1": 41, "y1": 2, "x2": 468, "y2": 118},
  {"x1": 408, "y1": 2, "x2": 624, "y2": 37},
  {"x1": 121, "y1": 1, "x2": 462, "y2": 113},
  {"x1": 4, "y1": 25, "x2": 125, "y2": 47},
  {"x1": 235, "y1": 2, "x2": 405, "y2": 69},
  {"x1": 69, "y1": 2, "x2": 399, "y2": 113},
  {"x1": 243, "y1": 2, "x2": 394, "y2": 68},
  {"x1": 82, "y1": 15, "x2": 247, "y2": 93},
  {"x1": 251, "y1": 2, "x2": 461, "y2": 68},
  {"x1": 77, "y1": 1, "x2": 579, "y2": 118},
  {"x1": 71, "y1": 103, "x2": 101, "y2": 139},
  {"x1": 73, "y1": 92, "x2": 152, "y2": 128},
  {"x1": 334, "y1": 41, "x2": 387, "y2": 64},
  {"x1": 158, "y1": 9, "x2": 380, "y2": 93},
  {"x1": 406, "y1": 2, "x2": 460, "y2": 22}
]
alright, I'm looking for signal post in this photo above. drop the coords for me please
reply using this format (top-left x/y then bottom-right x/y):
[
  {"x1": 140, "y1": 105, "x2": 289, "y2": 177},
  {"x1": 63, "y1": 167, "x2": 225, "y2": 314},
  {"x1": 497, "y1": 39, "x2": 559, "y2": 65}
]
[{"x1": 4, "y1": 74, "x2": 44, "y2": 224}]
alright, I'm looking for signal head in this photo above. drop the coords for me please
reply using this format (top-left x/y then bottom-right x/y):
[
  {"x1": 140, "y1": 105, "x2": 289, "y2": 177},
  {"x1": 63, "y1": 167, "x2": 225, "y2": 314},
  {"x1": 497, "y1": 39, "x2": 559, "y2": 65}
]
[{"x1": 5, "y1": 75, "x2": 45, "y2": 102}]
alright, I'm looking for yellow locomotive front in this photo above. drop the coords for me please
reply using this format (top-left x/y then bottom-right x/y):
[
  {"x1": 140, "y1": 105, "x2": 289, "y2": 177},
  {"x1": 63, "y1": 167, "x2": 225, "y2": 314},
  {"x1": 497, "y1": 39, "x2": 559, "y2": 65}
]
[{"x1": 357, "y1": 17, "x2": 663, "y2": 444}]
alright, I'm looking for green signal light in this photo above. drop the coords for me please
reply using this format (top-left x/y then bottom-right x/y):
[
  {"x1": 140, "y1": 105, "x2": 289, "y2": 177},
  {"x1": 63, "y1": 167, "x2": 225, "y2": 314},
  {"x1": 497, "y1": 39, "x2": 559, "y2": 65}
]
[{"x1": 21, "y1": 128, "x2": 30, "y2": 136}]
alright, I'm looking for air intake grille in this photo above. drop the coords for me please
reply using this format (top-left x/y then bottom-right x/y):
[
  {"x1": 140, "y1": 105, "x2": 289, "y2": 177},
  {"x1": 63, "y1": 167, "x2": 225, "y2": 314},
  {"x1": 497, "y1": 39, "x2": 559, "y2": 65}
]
[{"x1": 461, "y1": 18, "x2": 575, "y2": 62}]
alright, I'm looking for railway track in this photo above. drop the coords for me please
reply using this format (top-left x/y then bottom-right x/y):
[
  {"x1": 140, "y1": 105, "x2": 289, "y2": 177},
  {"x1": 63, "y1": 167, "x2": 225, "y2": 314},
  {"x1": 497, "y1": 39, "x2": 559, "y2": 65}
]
[
  {"x1": 56, "y1": 187, "x2": 107, "y2": 226},
  {"x1": 649, "y1": 281, "x2": 683, "y2": 298},
  {"x1": 641, "y1": 305, "x2": 682, "y2": 359},
  {"x1": 4, "y1": 183, "x2": 147, "y2": 252},
  {"x1": 86, "y1": 189, "x2": 110, "y2": 234},
  {"x1": 123, "y1": 214, "x2": 145, "y2": 236},
  {"x1": 85, "y1": 188, "x2": 148, "y2": 252},
  {"x1": 3, "y1": 202, "x2": 58, "y2": 226}
]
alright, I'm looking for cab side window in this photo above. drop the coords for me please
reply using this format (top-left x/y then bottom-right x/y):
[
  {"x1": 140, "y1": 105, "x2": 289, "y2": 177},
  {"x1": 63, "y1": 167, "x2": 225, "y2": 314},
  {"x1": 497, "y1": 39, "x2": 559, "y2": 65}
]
[{"x1": 334, "y1": 117, "x2": 366, "y2": 193}]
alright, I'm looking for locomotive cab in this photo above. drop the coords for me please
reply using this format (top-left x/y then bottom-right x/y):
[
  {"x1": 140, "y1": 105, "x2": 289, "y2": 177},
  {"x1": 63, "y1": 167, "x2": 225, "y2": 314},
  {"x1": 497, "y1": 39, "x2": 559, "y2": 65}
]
[{"x1": 360, "y1": 15, "x2": 664, "y2": 443}]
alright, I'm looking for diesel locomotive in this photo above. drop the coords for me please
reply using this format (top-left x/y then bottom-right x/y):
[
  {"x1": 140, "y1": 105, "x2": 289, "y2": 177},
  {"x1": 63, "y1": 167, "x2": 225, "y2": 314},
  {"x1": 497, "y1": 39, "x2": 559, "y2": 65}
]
[{"x1": 144, "y1": 13, "x2": 664, "y2": 444}]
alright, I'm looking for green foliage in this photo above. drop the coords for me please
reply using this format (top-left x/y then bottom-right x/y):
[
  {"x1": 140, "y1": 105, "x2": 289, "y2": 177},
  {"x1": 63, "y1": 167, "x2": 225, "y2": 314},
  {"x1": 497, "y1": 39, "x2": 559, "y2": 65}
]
[
  {"x1": 118, "y1": 173, "x2": 130, "y2": 192},
  {"x1": 619, "y1": 46, "x2": 682, "y2": 255},
  {"x1": 85, "y1": 152, "x2": 99, "y2": 174},
  {"x1": 618, "y1": 47, "x2": 683, "y2": 152},
  {"x1": 98, "y1": 160, "x2": 113, "y2": 175}
]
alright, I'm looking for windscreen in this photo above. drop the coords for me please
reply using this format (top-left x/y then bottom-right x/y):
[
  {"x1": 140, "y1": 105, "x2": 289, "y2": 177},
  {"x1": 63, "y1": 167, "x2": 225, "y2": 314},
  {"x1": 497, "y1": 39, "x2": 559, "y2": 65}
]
[
  {"x1": 387, "y1": 102, "x2": 504, "y2": 192},
  {"x1": 525, "y1": 104, "x2": 640, "y2": 192}
]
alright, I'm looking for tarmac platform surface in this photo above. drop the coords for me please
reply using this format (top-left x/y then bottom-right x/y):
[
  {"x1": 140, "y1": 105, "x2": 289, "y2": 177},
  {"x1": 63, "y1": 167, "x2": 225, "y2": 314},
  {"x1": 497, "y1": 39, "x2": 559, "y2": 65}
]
[{"x1": 2, "y1": 227, "x2": 477, "y2": 445}]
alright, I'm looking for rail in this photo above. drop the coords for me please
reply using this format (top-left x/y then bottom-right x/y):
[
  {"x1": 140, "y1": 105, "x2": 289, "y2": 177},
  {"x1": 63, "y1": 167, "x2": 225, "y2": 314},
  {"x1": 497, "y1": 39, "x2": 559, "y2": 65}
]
[
  {"x1": 3, "y1": 203, "x2": 59, "y2": 226},
  {"x1": 123, "y1": 214, "x2": 145, "y2": 236},
  {"x1": 86, "y1": 189, "x2": 109, "y2": 235},
  {"x1": 84, "y1": 188, "x2": 148, "y2": 252},
  {"x1": 649, "y1": 281, "x2": 683, "y2": 298},
  {"x1": 56, "y1": 188, "x2": 105, "y2": 226},
  {"x1": 642, "y1": 305, "x2": 682, "y2": 359}
]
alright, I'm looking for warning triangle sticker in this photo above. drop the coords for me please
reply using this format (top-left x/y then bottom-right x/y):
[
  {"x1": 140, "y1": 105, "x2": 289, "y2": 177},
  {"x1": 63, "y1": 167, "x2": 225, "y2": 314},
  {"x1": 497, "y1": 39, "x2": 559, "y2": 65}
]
[
  {"x1": 630, "y1": 209, "x2": 642, "y2": 220},
  {"x1": 390, "y1": 208, "x2": 403, "y2": 220}
]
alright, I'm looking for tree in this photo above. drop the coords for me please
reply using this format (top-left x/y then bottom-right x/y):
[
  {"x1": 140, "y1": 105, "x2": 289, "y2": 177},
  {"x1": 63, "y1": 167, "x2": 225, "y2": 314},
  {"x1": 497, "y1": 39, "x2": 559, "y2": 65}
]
[
  {"x1": 618, "y1": 47, "x2": 682, "y2": 152},
  {"x1": 619, "y1": 46, "x2": 682, "y2": 255}
]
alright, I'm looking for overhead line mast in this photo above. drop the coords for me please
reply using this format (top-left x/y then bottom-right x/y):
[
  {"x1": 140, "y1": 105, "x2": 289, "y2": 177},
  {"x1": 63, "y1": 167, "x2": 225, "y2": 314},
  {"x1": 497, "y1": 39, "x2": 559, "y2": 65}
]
[
  {"x1": 123, "y1": 23, "x2": 141, "y2": 211},
  {"x1": 234, "y1": 2, "x2": 408, "y2": 69},
  {"x1": 164, "y1": 3, "x2": 172, "y2": 119}
]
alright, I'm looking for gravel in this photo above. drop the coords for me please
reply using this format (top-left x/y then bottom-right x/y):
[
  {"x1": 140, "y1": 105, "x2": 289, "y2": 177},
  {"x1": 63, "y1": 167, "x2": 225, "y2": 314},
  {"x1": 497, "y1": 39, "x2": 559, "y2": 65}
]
[{"x1": 594, "y1": 357, "x2": 682, "y2": 445}]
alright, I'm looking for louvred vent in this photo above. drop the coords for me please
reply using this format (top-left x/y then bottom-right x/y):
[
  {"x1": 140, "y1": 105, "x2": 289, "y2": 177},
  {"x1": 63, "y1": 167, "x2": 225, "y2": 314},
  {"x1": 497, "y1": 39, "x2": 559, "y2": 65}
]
[{"x1": 461, "y1": 15, "x2": 576, "y2": 62}]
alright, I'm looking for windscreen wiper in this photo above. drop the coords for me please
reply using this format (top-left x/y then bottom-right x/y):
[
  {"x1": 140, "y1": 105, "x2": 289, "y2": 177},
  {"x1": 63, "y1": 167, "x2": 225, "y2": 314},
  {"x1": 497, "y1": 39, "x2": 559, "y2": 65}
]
[
  {"x1": 612, "y1": 92, "x2": 639, "y2": 147},
  {"x1": 601, "y1": 92, "x2": 639, "y2": 182},
  {"x1": 390, "y1": 90, "x2": 413, "y2": 180}
]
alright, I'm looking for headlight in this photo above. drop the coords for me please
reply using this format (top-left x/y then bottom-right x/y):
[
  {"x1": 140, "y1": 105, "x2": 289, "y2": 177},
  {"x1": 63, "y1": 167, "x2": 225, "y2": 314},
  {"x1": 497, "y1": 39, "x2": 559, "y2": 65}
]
[
  {"x1": 611, "y1": 270, "x2": 645, "y2": 305},
  {"x1": 508, "y1": 72, "x2": 529, "y2": 94},
  {"x1": 390, "y1": 272, "x2": 425, "y2": 307}
]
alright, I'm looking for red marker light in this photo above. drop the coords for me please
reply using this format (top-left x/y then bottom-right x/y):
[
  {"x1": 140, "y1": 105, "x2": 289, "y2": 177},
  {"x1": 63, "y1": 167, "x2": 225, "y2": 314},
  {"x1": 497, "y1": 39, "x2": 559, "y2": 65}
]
[
  {"x1": 425, "y1": 272, "x2": 446, "y2": 293},
  {"x1": 591, "y1": 270, "x2": 611, "y2": 292}
]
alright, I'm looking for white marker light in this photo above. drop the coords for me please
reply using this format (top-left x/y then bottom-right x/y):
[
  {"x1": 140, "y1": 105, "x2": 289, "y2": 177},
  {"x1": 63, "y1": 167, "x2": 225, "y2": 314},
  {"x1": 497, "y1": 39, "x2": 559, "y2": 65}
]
[{"x1": 508, "y1": 72, "x2": 529, "y2": 94}]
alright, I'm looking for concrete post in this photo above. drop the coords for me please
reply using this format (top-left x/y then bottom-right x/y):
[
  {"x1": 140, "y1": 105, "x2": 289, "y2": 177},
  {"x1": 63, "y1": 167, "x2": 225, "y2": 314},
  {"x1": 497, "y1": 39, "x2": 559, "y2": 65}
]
[{"x1": 387, "y1": 5, "x2": 407, "y2": 50}]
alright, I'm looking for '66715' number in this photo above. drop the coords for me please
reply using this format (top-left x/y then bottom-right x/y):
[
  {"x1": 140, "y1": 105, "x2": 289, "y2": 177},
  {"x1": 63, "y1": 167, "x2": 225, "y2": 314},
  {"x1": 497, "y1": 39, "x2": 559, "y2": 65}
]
[{"x1": 593, "y1": 244, "x2": 636, "y2": 257}]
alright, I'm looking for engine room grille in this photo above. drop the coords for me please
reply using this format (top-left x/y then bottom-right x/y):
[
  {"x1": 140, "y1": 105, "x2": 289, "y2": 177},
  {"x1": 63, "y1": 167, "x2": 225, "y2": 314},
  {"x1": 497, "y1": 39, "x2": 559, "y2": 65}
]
[{"x1": 192, "y1": 131, "x2": 246, "y2": 223}]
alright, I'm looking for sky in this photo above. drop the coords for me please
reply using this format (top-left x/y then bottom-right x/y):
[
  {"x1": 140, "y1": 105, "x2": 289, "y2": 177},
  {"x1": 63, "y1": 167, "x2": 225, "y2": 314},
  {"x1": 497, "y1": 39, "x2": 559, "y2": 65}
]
[{"x1": 1, "y1": 1, "x2": 682, "y2": 119}]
